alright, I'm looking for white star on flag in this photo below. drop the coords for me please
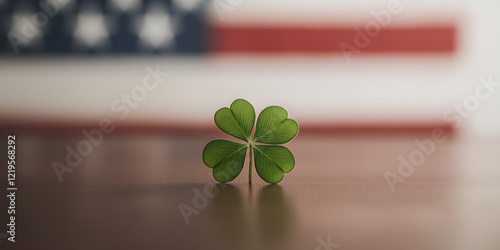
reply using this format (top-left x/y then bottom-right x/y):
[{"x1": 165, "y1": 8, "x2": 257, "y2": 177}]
[
  {"x1": 134, "y1": 2, "x2": 175, "y2": 50},
  {"x1": 73, "y1": 5, "x2": 110, "y2": 49},
  {"x1": 8, "y1": 4, "x2": 45, "y2": 52}
]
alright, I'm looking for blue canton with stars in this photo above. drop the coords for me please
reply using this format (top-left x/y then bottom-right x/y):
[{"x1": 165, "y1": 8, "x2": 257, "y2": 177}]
[{"x1": 0, "y1": 0, "x2": 208, "y2": 54}]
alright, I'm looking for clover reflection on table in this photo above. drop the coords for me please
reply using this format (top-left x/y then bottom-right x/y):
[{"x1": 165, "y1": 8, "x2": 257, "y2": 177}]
[{"x1": 194, "y1": 184, "x2": 295, "y2": 250}]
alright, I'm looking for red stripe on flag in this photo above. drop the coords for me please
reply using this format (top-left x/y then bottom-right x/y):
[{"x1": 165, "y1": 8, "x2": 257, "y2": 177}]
[{"x1": 209, "y1": 25, "x2": 456, "y2": 53}]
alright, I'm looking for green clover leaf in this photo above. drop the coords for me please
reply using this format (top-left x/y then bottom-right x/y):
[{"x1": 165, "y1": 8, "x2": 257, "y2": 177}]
[
  {"x1": 214, "y1": 98, "x2": 255, "y2": 142},
  {"x1": 203, "y1": 99, "x2": 298, "y2": 184}
]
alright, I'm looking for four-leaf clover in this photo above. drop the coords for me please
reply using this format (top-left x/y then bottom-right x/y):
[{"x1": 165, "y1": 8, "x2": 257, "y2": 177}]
[{"x1": 203, "y1": 99, "x2": 299, "y2": 184}]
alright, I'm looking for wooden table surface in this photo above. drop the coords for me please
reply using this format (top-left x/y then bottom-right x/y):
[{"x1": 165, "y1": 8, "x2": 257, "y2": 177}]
[{"x1": 1, "y1": 131, "x2": 500, "y2": 250}]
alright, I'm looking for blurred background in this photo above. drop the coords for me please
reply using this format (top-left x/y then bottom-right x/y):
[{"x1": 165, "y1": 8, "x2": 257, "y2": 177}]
[
  {"x1": 0, "y1": 0, "x2": 499, "y2": 135},
  {"x1": 1, "y1": 0, "x2": 500, "y2": 249}
]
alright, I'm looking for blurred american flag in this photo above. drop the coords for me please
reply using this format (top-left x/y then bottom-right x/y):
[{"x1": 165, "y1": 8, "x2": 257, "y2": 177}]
[
  {"x1": 0, "y1": 0, "x2": 456, "y2": 55},
  {"x1": 10, "y1": 0, "x2": 500, "y2": 135}
]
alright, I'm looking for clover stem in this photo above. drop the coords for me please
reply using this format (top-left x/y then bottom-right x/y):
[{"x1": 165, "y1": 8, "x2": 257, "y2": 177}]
[{"x1": 248, "y1": 143, "x2": 253, "y2": 184}]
